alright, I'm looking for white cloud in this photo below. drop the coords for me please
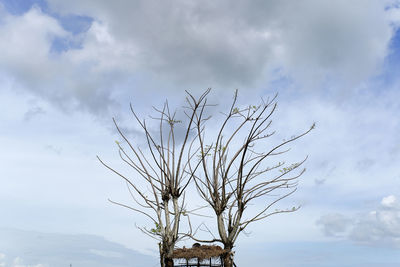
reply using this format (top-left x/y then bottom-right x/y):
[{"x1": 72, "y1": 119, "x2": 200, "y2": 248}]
[
  {"x1": 382, "y1": 195, "x2": 398, "y2": 207},
  {"x1": 0, "y1": 253, "x2": 47, "y2": 267},
  {"x1": 66, "y1": 21, "x2": 138, "y2": 73},
  {"x1": 0, "y1": 253, "x2": 5, "y2": 267},
  {"x1": 12, "y1": 257, "x2": 47, "y2": 267},
  {"x1": 0, "y1": 7, "x2": 67, "y2": 86},
  {"x1": 0, "y1": 7, "x2": 130, "y2": 114}
]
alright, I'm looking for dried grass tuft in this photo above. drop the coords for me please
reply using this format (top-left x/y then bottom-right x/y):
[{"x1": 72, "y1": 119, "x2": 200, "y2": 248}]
[{"x1": 172, "y1": 245, "x2": 227, "y2": 260}]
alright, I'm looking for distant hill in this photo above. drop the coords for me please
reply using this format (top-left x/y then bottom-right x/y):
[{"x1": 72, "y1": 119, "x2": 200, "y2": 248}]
[{"x1": 0, "y1": 228, "x2": 157, "y2": 267}]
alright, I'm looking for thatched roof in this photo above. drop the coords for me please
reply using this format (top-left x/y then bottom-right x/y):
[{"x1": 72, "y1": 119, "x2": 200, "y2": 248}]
[{"x1": 172, "y1": 245, "x2": 226, "y2": 260}]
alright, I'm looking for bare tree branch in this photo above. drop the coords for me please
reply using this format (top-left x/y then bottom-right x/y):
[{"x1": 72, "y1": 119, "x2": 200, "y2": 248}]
[{"x1": 190, "y1": 91, "x2": 314, "y2": 267}]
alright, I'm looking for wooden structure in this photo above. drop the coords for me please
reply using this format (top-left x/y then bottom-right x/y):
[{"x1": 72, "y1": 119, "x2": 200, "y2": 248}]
[{"x1": 172, "y1": 244, "x2": 226, "y2": 267}]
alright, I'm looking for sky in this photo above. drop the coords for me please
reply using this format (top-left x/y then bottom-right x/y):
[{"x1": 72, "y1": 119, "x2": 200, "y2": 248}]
[{"x1": 0, "y1": 0, "x2": 400, "y2": 266}]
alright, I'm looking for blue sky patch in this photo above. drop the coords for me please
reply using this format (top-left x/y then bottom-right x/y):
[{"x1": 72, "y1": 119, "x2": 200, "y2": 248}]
[
  {"x1": 50, "y1": 36, "x2": 82, "y2": 54},
  {"x1": 51, "y1": 14, "x2": 93, "y2": 53},
  {"x1": 57, "y1": 14, "x2": 93, "y2": 35},
  {"x1": 388, "y1": 28, "x2": 400, "y2": 65},
  {"x1": 376, "y1": 28, "x2": 400, "y2": 87},
  {"x1": 0, "y1": 0, "x2": 48, "y2": 15}
]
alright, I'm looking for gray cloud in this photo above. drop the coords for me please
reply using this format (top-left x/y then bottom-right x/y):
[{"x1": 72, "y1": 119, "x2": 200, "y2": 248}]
[
  {"x1": 350, "y1": 196, "x2": 400, "y2": 247},
  {"x1": 24, "y1": 106, "x2": 46, "y2": 121},
  {"x1": 317, "y1": 213, "x2": 352, "y2": 237},
  {"x1": 47, "y1": 0, "x2": 397, "y2": 88},
  {"x1": 317, "y1": 195, "x2": 400, "y2": 248},
  {"x1": 0, "y1": 1, "x2": 398, "y2": 115},
  {"x1": 356, "y1": 158, "x2": 375, "y2": 171},
  {"x1": 44, "y1": 144, "x2": 62, "y2": 155},
  {"x1": 314, "y1": 165, "x2": 336, "y2": 186}
]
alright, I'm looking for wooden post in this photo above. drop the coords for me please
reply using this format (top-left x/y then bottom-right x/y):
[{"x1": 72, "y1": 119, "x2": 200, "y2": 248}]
[{"x1": 209, "y1": 257, "x2": 212, "y2": 267}]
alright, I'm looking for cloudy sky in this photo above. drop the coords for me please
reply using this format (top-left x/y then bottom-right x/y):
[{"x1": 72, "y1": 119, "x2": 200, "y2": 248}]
[{"x1": 1, "y1": 0, "x2": 400, "y2": 266}]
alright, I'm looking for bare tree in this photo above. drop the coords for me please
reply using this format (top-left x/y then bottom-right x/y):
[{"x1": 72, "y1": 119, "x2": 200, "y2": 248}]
[
  {"x1": 189, "y1": 90, "x2": 315, "y2": 267},
  {"x1": 97, "y1": 90, "x2": 210, "y2": 267}
]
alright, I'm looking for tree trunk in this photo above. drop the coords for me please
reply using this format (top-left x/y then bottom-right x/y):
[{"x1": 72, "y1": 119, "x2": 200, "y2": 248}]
[
  {"x1": 164, "y1": 257, "x2": 174, "y2": 267},
  {"x1": 159, "y1": 241, "x2": 174, "y2": 267},
  {"x1": 160, "y1": 252, "x2": 174, "y2": 267},
  {"x1": 223, "y1": 255, "x2": 233, "y2": 267},
  {"x1": 160, "y1": 242, "x2": 174, "y2": 267},
  {"x1": 159, "y1": 243, "x2": 165, "y2": 267},
  {"x1": 222, "y1": 246, "x2": 234, "y2": 267}
]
